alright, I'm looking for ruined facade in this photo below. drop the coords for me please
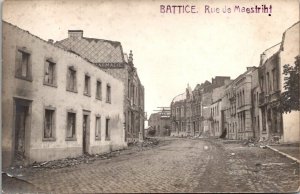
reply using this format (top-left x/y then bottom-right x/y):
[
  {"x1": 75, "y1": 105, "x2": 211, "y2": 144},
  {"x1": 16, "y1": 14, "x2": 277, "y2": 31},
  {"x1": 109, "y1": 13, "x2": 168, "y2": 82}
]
[
  {"x1": 223, "y1": 80, "x2": 237, "y2": 139},
  {"x1": 148, "y1": 111, "x2": 171, "y2": 136},
  {"x1": 258, "y1": 44, "x2": 283, "y2": 141},
  {"x1": 170, "y1": 90, "x2": 188, "y2": 137},
  {"x1": 210, "y1": 86, "x2": 226, "y2": 137},
  {"x1": 223, "y1": 67, "x2": 258, "y2": 140},
  {"x1": 170, "y1": 77, "x2": 230, "y2": 137},
  {"x1": 251, "y1": 68, "x2": 261, "y2": 139},
  {"x1": 169, "y1": 23, "x2": 299, "y2": 142},
  {"x1": 279, "y1": 22, "x2": 299, "y2": 143},
  {"x1": 2, "y1": 21, "x2": 126, "y2": 168},
  {"x1": 55, "y1": 31, "x2": 145, "y2": 142}
]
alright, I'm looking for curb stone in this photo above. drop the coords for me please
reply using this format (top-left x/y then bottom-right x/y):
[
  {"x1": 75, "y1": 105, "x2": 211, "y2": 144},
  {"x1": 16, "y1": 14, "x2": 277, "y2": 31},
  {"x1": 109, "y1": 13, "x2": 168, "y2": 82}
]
[{"x1": 266, "y1": 145, "x2": 300, "y2": 164}]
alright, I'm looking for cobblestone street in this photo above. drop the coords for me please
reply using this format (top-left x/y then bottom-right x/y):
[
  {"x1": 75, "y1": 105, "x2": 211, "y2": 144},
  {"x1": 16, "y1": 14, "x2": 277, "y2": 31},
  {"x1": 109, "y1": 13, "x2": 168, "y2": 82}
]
[{"x1": 3, "y1": 138, "x2": 300, "y2": 193}]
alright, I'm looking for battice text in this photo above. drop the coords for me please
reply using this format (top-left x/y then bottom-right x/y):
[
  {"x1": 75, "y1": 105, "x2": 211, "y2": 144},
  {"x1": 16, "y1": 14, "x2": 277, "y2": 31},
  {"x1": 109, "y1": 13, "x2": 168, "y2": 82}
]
[{"x1": 160, "y1": 5, "x2": 198, "y2": 14}]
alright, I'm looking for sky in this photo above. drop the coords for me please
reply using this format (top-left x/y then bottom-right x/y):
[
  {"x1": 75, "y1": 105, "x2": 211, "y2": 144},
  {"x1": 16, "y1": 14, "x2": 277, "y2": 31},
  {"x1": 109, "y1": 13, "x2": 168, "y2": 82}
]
[{"x1": 2, "y1": 0, "x2": 299, "y2": 120}]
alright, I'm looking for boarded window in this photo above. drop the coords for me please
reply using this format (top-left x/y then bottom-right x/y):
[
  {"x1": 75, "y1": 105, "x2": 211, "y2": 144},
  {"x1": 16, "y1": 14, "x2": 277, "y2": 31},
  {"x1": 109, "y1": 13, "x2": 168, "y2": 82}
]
[
  {"x1": 67, "y1": 67, "x2": 77, "y2": 92},
  {"x1": 44, "y1": 60, "x2": 56, "y2": 85},
  {"x1": 95, "y1": 116, "x2": 101, "y2": 139},
  {"x1": 105, "y1": 118, "x2": 110, "y2": 140},
  {"x1": 84, "y1": 74, "x2": 90, "y2": 96},
  {"x1": 16, "y1": 50, "x2": 31, "y2": 79},
  {"x1": 96, "y1": 80, "x2": 102, "y2": 100},
  {"x1": 67, "y1": 112, "x2": 76, "y2": 138},
  {"x1": 44, "y1": 109, "x2": 55, "y2": 139},
  {"x1": 106, "y1": 84, "x2": 111, "y2": 103}
]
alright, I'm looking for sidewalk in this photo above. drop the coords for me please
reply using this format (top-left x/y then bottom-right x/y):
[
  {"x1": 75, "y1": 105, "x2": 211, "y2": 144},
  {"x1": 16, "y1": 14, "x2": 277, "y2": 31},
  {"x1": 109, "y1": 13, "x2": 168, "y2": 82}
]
[{"x1": 268, "y1": 143, "x2": 300, "y2": 162}]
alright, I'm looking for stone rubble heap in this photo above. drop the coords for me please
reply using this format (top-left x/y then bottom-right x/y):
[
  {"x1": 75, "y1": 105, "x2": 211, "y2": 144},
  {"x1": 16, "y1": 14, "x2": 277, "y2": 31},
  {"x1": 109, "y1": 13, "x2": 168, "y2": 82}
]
[{"x1": 30, "y1": 138, "x2": 160, "y2": 169}]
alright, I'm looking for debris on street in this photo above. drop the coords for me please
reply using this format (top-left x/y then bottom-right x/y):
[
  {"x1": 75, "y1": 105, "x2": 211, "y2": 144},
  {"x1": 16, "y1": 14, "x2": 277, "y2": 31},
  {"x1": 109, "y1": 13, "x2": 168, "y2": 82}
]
[
  {"x1": 28, "y1": 138, "x2": 160, "y2": 169},
  {"x1": 31, "y1": 153, "x2": 113, "y2": 169},
  {"x1": 259, "y1": 145, "x2": 267, "y2": 149},
  {"x1": 261, "y1": 162, "x2": 286, "y2": 166}
]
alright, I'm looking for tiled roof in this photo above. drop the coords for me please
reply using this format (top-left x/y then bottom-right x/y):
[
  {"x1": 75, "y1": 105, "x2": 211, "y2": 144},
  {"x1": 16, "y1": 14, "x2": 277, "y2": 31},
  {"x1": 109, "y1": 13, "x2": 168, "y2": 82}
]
[{"x1": 55, "y1": 37, "x2": 125, "y2": 64}]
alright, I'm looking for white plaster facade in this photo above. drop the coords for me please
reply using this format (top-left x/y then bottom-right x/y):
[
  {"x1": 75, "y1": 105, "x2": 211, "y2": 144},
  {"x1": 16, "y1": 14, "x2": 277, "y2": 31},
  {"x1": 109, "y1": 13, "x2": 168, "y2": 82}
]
[
  {"x1": 2, "y1": 21, "x2": 127, "y2": 168},
  {"x1": 279, "y1": 22, "x2": 300, "y2": 143}
]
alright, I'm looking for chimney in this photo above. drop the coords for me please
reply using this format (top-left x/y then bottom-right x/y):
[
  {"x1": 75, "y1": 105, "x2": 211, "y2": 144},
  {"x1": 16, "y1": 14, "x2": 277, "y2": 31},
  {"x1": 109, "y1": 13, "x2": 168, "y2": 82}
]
[
  {"x1": 68, "y1": 30, "x2": 83, "y2": 39},
  {"x1": 260, "y1": 52, "x2": 267, "y2": 66},
  {"x1": 247, "y1": 67, "x2": 252, "y2": 71},
  {"x1": 48, "y1": 39, "x2": 54, "y2": 44}
]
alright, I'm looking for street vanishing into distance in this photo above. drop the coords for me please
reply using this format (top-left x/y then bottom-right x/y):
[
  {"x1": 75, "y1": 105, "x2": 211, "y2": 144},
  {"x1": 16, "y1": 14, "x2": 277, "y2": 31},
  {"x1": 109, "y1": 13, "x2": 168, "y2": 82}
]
[{"x1": 3, "y1": 137, "x2": 299, "y2": 193}]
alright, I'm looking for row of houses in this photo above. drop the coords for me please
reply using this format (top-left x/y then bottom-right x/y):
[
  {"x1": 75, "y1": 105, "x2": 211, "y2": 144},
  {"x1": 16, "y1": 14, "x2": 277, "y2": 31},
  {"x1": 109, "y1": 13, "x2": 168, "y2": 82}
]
[
  {"x1": 2, "y1": 21, "x2": 145, "y2": 168},
  {"x1": 170, "y1": 22, "x2": 299, "y2": 143}
]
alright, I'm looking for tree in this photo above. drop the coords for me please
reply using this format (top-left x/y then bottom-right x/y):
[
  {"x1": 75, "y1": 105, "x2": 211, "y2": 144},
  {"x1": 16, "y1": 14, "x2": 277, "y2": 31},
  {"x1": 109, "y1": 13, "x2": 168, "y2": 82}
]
[{"x1": 279, "y1": 55, "x2": 300, "y2": 113}]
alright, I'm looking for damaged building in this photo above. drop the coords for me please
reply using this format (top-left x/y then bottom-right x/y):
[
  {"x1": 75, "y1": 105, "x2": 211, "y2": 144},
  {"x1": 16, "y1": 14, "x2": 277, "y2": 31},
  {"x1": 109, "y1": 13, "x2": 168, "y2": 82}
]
[
  {"x1": 2, "y1": 21, "x2": 127, "y2": 168},
  {"x1": 258, "y1": 21, "x2": 300, "y2": 143},
  {"x1": 148, "y1": 109, "x2": 171, "y2": 136},
  {"x1": 258, "y1": 43, "x2": 283, "y2": 141},
  {"x1": 223, "y1": 67, "x2": 258, "y2": 140},
  {"x1": 55, "y1": 30, "x2": 145, "y2": 143},
  {"x1": 170, "y1": 77, "x2": 230, "y2": 137}
]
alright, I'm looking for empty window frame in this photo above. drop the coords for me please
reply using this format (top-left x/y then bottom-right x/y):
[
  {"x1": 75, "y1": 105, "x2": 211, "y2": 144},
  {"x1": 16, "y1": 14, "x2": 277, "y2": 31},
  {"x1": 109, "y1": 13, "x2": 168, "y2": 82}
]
[
  {"x1": 95, "y1": 116, "x2": 101, "y2": 140},
  {"x1": 44, "y1": 108, "x2": 56, "y2": 140},
  {"x1": 84, "y1": 74, "x2": 91, "y2": 96},
  {"x1": 67, "y1": 66, "x2": 77, "y2": 92},
  {"x1": 15, "y1": 48, "x2": 32, "y2": 80},
  {"x1": 44, "y1": 59, "x2": 56, "y2": 86},
  {"x1": 105, "y1": 118, "x2": 110, "y2": 140},
  {"x1": 272, "y1": 68, "x2": 277, "y2": 91},
  {"x1": 106, "y1": 84, "x2": 111, "y2": 103},
  {"x1": 66, "y1": 112, "x2": 76, "y2": 140},
  {"x1": 96, "y1": 80, "x2": 102, "y2": 100}
]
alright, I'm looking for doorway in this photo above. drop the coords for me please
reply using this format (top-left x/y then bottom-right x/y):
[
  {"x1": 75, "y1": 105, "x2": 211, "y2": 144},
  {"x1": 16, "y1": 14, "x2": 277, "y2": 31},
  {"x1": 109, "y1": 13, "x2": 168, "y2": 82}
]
[
  {"x1": 82, "y1": 111, "x2": 90, "y2": 154},
  {"x1": 13, "y1": 98, "x2": 31, "y2": 165}
]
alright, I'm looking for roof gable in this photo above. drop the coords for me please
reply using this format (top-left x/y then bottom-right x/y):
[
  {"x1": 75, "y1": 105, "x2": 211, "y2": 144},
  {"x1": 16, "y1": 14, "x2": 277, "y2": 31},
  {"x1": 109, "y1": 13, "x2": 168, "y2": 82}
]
[{"x1": 55, "y1": 36, "x2": 125, "y2": 64}]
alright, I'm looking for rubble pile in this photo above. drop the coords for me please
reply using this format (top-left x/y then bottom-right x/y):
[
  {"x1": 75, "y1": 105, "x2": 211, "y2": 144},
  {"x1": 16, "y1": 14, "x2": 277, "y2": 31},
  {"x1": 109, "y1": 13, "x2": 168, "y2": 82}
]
[
  {"x1": 243, "y1": 136, "x2": 281, "y2": 148},
  {"x1": 128, "y1": 137, "x2": 159, "y2": 148},
  {"x1": 31, "y1": 151, "x2": 121, "y2": 169},
  {"x1": 30, "y1": 138, "x2": 160, "y2": 169},
  {"x1": 141, "y1": 138, "x2": 159, "y2": 147}
]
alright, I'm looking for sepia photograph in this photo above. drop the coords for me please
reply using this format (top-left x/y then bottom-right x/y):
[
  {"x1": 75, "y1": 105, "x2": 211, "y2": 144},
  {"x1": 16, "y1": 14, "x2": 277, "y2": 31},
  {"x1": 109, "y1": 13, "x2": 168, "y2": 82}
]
[{"x1": 1, "y1": 0, "x2": 299, "y2": 193}]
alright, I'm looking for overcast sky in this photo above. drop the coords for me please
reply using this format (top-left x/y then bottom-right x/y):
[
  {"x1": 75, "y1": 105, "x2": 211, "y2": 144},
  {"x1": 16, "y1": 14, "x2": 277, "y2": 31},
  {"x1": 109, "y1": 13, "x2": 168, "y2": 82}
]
[{"x1": 3, "y1": 0, "x2": 299, "y2": 120}]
